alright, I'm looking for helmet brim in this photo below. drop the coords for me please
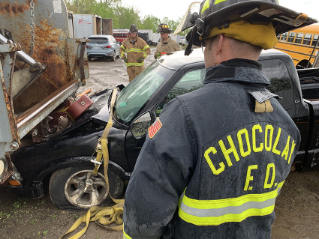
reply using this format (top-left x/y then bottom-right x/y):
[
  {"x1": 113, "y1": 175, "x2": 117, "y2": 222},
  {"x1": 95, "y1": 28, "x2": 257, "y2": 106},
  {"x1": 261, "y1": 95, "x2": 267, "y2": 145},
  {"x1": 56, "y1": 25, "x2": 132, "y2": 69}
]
[
  {"x1": 157, "y1": 30, "x2": 173, "y2": 34},
  {"x1": 201, "y1": 1, "x2": 317, "y2": 37}
]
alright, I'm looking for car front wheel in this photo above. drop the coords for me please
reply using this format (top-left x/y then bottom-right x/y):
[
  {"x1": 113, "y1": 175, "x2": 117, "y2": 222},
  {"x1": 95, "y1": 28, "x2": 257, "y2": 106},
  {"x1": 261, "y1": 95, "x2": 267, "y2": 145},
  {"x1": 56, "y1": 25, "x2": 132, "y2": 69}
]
[{"x1": 49, "y1": 166, "x2": 123, "y2": 210}]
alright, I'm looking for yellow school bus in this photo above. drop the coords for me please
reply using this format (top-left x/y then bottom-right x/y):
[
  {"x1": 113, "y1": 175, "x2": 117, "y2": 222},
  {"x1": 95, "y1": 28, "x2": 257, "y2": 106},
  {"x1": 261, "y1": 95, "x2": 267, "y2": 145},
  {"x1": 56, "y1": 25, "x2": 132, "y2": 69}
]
[{"x1": 274, "y1": 23, "x2": 319, "y2": 68}]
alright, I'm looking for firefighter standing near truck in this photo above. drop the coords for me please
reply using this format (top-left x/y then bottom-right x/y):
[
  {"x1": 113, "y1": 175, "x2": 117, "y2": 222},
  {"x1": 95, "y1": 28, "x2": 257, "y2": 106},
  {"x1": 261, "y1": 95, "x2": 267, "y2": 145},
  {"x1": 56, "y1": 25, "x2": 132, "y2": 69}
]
[
  {"x1": 154, "y1": 23, "x2": 181, "y2": 59},
  {"x1": 123, "y1": 0, "x2": 317, "y2": 238},
  {"x1": 120, "y1": 24, "x2": 151, "y2": 82}
]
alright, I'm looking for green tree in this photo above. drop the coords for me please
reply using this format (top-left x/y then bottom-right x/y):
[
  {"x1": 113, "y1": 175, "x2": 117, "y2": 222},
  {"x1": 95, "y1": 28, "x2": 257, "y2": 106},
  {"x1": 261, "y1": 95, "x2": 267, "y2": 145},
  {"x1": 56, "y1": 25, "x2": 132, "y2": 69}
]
[
  {"x1": 65, "y1": 0, "x2": 187, "y2": 34},
  {"x1": 142, "y1": 15, "x2": 161, "y2": 31},
  {"x1": 114, "y1": 5, "x2": 142, "y2": 29}
]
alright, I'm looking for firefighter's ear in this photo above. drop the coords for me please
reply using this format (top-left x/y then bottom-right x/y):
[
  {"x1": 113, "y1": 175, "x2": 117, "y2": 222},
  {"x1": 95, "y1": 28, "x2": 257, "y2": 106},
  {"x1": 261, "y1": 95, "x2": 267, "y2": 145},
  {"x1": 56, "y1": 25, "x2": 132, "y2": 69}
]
[{"x1": 216, "y1": 35, "x2": 224, "y2": 55}]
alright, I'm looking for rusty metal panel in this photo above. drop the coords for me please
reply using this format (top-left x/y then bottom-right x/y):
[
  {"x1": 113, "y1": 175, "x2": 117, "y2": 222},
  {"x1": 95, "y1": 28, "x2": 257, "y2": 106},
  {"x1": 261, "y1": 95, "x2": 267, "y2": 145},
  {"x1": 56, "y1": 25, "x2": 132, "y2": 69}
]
[
  {"x1": 66, "y1": 38, "x2": 89, "y2": 82},
  {"x1": 0, "y1": 46, "x2": 20, "y2": 161},
  {"x1": 16, "y1": 79, "x2": 81, "y2": 139},
  {"x1": 0, "y1": 0, "x2": 88, "y2": 113}
]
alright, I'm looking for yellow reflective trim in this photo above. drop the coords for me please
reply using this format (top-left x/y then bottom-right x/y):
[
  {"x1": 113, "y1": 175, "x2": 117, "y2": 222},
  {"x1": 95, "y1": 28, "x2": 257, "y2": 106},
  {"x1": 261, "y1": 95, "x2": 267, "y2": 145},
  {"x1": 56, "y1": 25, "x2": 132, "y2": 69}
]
[
  {"x1": 277, "y1": 181, "x2": 285, "y2": 190},
  {"x1": 179, "y1": 205, "x2": 275, "y2": 226},
  {"x1": 126, "y1": 48, "x2": 143, "y2": 52},
  {"x1": 201, "y1": 0, "x2": 210, "y2": 14},
  {"x1": 126, "y1": 62, "x2": 144, "y2": 67},
  {"x1": 121, "y1": 45, "x2": 126, "y2": 50},
  {"x1": 215, "y1": 0, "x2": 227, "y2": 5},
  {"x1": 179, "y1": 182, "x2": 285, "y2": 226},
  {"x1": 123, "y1": 228, "x2": 132, "y2": 239},
  {"x1": 182, "y1": 187, "x2": 279, "y2": 210},
  {"x1": 143, "y1": 53, "x2": 147, "y2": 58},
  {"x1": 143, "y1": 45, "x2": 150, "y2": 51}
]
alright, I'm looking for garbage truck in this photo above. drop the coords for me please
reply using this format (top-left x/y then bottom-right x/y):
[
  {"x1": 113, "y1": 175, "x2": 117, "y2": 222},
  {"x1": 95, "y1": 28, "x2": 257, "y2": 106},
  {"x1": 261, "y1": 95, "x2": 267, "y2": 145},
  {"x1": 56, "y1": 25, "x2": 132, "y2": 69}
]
[{"x1": 0, "y1": 0, "x2": 88, "y2": 185}]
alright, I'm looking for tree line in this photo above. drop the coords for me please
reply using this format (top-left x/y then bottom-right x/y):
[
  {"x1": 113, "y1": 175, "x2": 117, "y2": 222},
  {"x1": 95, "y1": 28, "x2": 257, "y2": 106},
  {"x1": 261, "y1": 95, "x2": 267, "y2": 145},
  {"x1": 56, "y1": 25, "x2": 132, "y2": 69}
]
[{"x1": 65, "y1": 0, "x2": 185, "y2": 35}]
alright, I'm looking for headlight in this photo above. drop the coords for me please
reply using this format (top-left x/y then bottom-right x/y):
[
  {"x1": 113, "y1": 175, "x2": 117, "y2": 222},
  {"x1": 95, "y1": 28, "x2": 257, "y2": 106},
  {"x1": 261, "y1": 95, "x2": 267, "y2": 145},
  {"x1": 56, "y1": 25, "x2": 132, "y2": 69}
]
[{"x1": 0, "y1": 157, "x2": 8, "y2": 177}]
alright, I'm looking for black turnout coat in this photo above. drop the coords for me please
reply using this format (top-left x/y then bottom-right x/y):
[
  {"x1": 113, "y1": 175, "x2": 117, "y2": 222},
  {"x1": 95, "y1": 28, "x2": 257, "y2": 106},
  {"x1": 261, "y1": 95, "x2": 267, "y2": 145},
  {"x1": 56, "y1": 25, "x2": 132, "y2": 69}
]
[{"x1": 123, "y1": 59, "x2": 301, "y2": 239}]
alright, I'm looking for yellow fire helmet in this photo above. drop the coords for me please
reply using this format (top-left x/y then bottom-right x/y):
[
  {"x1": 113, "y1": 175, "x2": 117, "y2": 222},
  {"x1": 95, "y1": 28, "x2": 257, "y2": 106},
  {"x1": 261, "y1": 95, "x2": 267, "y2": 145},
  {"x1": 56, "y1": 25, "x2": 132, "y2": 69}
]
[
  {"x1": 179, "y1": 0, "x2": 317, "y2": 55},
  {"x1": 157, "y1": 23, "x2": 173, "y2": 33}
]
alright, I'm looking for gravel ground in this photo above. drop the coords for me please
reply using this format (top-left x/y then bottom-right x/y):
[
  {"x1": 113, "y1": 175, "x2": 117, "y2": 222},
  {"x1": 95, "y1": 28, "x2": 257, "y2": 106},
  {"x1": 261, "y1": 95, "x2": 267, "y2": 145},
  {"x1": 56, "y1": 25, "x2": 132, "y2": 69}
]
[{"x1": 1, "y1": 48, "x2": 319, "y2": 239}]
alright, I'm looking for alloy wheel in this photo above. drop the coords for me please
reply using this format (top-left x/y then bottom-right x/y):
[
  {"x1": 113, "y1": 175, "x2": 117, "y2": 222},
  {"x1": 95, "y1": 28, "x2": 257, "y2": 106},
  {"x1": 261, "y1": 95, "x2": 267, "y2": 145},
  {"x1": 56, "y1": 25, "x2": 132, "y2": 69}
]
[{"x1": 64, "y1": 170, "x2": 109, "y2": 208}]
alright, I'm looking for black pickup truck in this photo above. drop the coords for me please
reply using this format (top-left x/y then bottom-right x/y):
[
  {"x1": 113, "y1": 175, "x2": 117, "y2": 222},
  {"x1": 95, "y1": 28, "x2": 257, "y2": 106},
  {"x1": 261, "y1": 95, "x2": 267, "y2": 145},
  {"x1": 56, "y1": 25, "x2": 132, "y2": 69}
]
[{"x1": 4, "y1": 49, "x2": 319, "y2": 210}]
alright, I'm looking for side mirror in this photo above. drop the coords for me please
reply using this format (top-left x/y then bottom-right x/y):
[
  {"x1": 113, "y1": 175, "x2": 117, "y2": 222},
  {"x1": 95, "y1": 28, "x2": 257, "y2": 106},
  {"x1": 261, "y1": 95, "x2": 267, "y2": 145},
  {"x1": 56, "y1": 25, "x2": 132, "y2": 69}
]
[{"x1": 130, "y1": 112, "x2": 153, "y2": 138}]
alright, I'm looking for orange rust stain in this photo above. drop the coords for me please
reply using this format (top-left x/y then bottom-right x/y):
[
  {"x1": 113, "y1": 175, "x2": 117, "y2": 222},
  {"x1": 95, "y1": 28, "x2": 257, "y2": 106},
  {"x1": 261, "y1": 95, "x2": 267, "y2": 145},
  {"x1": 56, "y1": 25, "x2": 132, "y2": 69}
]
[
  {"x1": 0, "y1": 1, "x2": 30, "y2": 16},
  {"x1": 33, "y1": 19, "x2": 69, "y2": 88},
  {"x1": 13, "y1": 18, "x2": 70, "y2": 112}
]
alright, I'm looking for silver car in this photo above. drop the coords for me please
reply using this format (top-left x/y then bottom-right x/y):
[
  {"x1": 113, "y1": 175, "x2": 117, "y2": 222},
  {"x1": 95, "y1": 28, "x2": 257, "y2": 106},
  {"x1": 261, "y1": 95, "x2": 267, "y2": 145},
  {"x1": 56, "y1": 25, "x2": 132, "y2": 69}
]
[{"x1": 86, "y1": 35, "x2": 121, "y2": 61}]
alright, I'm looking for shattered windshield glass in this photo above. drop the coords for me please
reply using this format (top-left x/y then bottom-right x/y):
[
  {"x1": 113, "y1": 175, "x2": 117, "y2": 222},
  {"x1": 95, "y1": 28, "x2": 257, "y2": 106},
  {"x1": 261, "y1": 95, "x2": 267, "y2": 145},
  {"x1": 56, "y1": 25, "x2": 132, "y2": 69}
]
[{"x1": 114, "y1": 61, "x2": 175, "y2": 123}]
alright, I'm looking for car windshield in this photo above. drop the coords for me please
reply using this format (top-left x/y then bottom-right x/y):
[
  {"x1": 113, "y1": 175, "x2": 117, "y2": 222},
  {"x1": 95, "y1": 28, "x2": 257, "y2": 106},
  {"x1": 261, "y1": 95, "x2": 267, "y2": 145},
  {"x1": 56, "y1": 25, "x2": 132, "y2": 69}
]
[
  {"x1": 89, "y1": 38, "x2": 108, "y2": 44},
  {"x1": 114, "y1": 61, "x2": 176, "y2": 123}
]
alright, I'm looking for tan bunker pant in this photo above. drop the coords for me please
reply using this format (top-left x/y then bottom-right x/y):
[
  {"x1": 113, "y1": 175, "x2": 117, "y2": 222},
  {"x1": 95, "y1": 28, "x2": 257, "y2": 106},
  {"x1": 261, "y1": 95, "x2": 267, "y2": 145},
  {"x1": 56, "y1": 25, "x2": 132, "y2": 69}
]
[{"x1": 127, "y1": 66, "x2": 144, "y2": 82}]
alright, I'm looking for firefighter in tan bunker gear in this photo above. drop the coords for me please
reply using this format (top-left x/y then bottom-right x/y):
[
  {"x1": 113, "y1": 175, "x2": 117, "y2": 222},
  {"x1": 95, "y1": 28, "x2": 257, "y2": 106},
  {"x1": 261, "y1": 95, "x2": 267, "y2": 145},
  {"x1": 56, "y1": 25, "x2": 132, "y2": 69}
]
[
  {"x1": 120, "y1": 24, "x2": 151, "y2": 82},
  {"x1": 154, "y1": 23, "x2": 181, "y2": 59}
]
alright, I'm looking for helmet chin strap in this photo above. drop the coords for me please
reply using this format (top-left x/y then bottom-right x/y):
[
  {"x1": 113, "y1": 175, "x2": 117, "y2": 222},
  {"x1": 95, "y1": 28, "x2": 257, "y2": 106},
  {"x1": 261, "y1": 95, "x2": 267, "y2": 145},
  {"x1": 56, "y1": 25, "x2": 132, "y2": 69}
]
[{"x1": 185, "y1": 27, "x2": 197, "y2": 56}]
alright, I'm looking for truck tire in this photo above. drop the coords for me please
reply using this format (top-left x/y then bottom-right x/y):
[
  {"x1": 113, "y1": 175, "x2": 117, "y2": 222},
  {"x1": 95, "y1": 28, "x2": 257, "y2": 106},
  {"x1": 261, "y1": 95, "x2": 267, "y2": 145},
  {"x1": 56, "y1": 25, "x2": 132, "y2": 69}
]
[{"x1": 49, "y1": 166, "x2": 123, "y2": 211}]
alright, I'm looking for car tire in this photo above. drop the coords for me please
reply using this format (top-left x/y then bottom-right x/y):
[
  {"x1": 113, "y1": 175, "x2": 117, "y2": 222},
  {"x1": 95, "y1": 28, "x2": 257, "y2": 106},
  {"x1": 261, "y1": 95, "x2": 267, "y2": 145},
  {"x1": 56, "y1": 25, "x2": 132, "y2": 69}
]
[
  {"x1": 49, "y1": 166, "x2": 124, "y2": 211},
  {"x1": 110, "y1": 51, "x2": 116, "y2": 61}
]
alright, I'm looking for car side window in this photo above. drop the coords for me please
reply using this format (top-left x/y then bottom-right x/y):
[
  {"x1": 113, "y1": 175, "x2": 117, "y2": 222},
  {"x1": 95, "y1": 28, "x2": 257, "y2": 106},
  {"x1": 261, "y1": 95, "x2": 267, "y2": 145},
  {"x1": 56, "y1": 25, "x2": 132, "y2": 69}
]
[
  {"x1": 260, "y1": 59, "x2": 293, "y2": 111},
  {"x1": 156, "y1": 68, "x2": 206, "y2": 116}
]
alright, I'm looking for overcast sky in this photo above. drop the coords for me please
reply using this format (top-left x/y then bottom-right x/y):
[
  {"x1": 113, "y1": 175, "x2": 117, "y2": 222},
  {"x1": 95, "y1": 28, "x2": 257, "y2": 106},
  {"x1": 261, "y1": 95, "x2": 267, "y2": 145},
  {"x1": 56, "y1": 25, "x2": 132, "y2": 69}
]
[{"x1": 121, "y1": 0, "x2": 318, "y2": 22}]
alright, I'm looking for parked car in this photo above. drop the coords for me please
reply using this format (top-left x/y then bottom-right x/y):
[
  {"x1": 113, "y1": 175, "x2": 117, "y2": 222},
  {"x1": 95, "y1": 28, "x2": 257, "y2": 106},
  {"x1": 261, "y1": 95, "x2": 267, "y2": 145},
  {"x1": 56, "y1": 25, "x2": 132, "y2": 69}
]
[
  {"x1": 6, "y1": 49, "x2": 319, "y2": 210},
  {"x1": 86, "y1": 35, "x2": 120, "y2": 61}
]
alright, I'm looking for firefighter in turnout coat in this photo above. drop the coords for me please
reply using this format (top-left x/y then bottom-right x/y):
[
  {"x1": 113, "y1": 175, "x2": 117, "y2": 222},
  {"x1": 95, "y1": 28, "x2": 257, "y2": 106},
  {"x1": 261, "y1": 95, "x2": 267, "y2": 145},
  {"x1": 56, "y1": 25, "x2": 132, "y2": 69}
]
[
  {"x1": 120, "y1": 24, "x2": 151, "y2": 82},
  {"x1": 123, "y1": 0, "x2": 316, "y2": 238},
  {"x1": 154, "y1": 23, "x2": 181, "y2": 59}
]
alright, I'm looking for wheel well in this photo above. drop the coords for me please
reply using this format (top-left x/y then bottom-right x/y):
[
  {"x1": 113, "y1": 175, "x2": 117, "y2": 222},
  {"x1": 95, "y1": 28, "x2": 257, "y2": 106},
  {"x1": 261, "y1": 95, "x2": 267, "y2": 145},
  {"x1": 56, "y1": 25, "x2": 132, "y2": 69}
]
[
  {"x1": 42, "y1": 173, "x2": 52, "y2": 193},
  {"x1": 34, "y1": 157, "x2": 130, "y2": 184},
  {"x1": 297, "y1": 59, "x2": 311, "y2": 69}
]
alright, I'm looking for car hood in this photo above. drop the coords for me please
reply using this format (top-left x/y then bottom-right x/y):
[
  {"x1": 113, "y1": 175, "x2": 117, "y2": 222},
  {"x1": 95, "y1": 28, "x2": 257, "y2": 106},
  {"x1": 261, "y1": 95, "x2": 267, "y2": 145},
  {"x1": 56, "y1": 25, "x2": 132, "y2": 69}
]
[{"x1": 57, "y1": 89, "x2": 113, "y2": 137}]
